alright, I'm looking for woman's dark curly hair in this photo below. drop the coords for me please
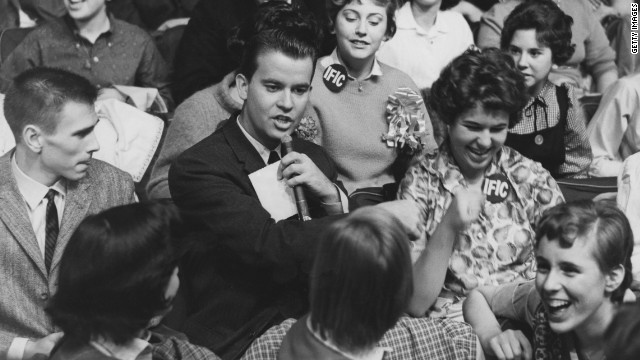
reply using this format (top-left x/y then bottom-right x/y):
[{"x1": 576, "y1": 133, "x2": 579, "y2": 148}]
[
  {"x1": 429, "y1": 47, "x2": 528, "y2": 128},
  {"x1": 536, "y1": 200, "x2": 633, "y2": 304},
  {"x1": 500, "y1": 0, "x2": 575, "y2": 65},
  {"x1": 228, "y1": 1, "x2": 321, "y2": 79},
  {"x1": 47, "y1": 201, "x2": 182, "y2": 345},
  {"x1": 327, "y1": 0, "x2": 397, "y2": 39}
]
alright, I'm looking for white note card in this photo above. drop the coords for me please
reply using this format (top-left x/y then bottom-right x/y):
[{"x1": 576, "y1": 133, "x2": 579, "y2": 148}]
[{"x1": 249, "y1": 161, "x2": 297, "y2": 221}]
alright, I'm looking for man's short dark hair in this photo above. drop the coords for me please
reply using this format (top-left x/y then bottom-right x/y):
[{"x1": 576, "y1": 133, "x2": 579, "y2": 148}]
[
  {"x1": 3, "y1": 67, "x2": 97, "y2": 141},
  {"x1": 229, "y1": 1, "x2": 320, "y2": 80},
  {"x1": 500, "y1": 0, "x2": 575, "y2": 65},
  {"x1": 309, "y1": 207, "x2": 413, "y2": 353},
  {"x1": 47, "y1": 201, "x2": 181, "y2": 345}
]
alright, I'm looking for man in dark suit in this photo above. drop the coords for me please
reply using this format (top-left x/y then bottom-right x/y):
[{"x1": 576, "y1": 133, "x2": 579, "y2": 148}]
[
  {"x1": 167, "y1": 11, "x2": 347, "y2": 359},
  {"x1": 0, "y1": 68, "x2": 135, "y2": 359},
  {"x1": 169, "y1": 5, "x2": 421, "y2": 358}
]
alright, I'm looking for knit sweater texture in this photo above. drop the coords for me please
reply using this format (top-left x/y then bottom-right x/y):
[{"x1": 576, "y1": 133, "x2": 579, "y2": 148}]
[
  {"x1": 311, "y1": 58, "x2": 437, "y2": 194},
  {"x1": 147, "y1": 71, "x2": 242, "y2": 199}
]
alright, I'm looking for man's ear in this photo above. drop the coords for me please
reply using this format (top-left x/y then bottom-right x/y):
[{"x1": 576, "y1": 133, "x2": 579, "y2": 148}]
[
  {"x1": 236, "y1": 73, "x2": 249, "y2": 101},
  {"x1": 605, "y1": 264, "x2": 625, "y2": 293},
  {"x1": 22, "y1": 125, "x2": 44, "y2": 154}
]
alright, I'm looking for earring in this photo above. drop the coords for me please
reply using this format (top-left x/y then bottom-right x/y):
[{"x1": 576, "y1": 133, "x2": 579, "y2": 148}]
[{"x1": 552, "y1": 64, "x2": 559, "y2": 70}]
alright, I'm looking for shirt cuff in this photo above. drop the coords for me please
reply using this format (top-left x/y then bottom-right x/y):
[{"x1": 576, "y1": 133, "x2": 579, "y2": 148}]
[
  {"x1": 7, "y1": 338, "x2": 29, "y2": 360},
  {"x1": 590, "y1": 157, "x2": 623, "y2": 177},
  {"x1": 321, "y1": 184, "x2": 349, "y2": 214}
]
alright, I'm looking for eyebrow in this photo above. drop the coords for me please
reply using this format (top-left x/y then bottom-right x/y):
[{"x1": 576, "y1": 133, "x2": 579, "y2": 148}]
[
  {"x1": 262, "y1": 78, "x2": 310, "y2": 88},
  {"x1": 72, "y1": 118, "x2": 99, "y2": 136}
]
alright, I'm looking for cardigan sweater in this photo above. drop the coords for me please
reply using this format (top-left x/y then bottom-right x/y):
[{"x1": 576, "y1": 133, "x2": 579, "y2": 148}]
[
  {"x1": 146, "y1": 71, "x2": 242, "y2": 199},
  {"x1": 311, "y1": 55, "x2": 438, "y2": 194}
]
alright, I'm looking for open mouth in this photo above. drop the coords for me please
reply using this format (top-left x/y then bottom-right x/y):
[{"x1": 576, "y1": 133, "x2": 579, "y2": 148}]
[
  {"x1": 468, "y1": 147, "x2": 491, "y2": 161},
  {"x1": 350, "y1": 40, "x2": 370, "y2": 47},
  {"x1": 273, "y1": 115, "x2": 294, "y2": 130},
  {"x1": 545, "y1": 299, "x2": 571, "y2": 315}
]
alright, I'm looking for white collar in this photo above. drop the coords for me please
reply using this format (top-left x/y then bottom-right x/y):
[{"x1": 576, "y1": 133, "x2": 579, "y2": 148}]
[
  {"x1": 306, "y1": 316, "x2": 391, "y2": 360},
  {"x1": 396, "y1": 2, "x2": 448, "y2": 35},
  {"x1": 237, "y1": 116, "x2": 281, "y2": 165},
  {"x1": 90, "y1": 337, "x2": 151, "y2": 360},
  {"x1": 320, "y1": 49, "x2": 383, "y2": 81},
  {"x1": 11, "y1": 154, "x2": 66, "y2": 211}
]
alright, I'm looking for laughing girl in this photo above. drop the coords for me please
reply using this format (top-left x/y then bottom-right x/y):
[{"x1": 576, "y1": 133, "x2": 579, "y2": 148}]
[{"x1": 464, "y1": 200, "x2": 633, "y2": 360}]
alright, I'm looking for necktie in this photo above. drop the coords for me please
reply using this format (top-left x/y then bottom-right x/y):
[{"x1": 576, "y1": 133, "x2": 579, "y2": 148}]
[
  {"x1": 44, "y1": 189, "x2": 59, "y2": 273},
  {"x1": 268, "y1": 151, "x2": 280, "y2": 165}
]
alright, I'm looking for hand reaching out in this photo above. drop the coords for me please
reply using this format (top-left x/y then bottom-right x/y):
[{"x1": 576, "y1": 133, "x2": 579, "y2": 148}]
[
  {"x1": 487, "y1": 330, "x2": 532, "y2": 360},
  {"x1": 443, "y1": 186, "x2": 484, "y2": 231}
]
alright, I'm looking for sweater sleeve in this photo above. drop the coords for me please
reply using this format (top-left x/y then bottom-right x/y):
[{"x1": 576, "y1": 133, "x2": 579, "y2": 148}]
[{"x1": 579, "y1": 1, "x2": 618, "y2": 81}]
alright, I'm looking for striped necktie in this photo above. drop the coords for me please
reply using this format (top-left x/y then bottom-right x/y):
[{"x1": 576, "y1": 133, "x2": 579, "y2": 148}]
[{"x1": 44, "y1": 189, "x2": 59, "y2": 273}]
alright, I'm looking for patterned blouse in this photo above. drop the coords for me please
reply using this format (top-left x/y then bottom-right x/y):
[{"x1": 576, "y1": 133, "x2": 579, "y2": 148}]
[{"x1": 398, "y1": 143, "x2": 565, "y2": 297}]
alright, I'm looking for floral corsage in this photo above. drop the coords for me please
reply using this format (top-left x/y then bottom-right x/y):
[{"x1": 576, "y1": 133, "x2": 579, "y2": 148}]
[
  {"x1": 294, "y1": 116, "x2": 319, "y2": 142},
  {"x1": 381, "y1": 88, "x2": 428, "y2": 155}
]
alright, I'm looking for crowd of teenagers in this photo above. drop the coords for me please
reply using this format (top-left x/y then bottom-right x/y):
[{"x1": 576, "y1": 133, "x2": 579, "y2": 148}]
[{"x1": 1, "y1": 0, "x2": 640, "y2": 359}]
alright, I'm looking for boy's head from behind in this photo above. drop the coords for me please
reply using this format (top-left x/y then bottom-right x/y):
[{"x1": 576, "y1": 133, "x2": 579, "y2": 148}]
[
  {"x1": 500, "y1": 0, "x2": 575, "y2": 95},
  {"x1": 47, "y1": 202, "x2": 181, "y2": 345},
  {"x1": 309, "y1": 207, "x2": 413, "y2": 354}
]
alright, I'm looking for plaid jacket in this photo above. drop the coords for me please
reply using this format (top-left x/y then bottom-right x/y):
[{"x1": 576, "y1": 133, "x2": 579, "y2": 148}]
[{"x1": 241, "y1": 316, "x2": 479, "y2": 360}]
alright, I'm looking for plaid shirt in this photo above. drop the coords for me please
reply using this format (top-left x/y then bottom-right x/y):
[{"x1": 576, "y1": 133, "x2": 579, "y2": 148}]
[
  {"x1": 509, "y1": 81, "x2": 592, "y2": 178},
  {"x1": 153, "y1": 336, "x2": 221, "y2": 360},
  {"x1": 241, "y1": 316, "x2": 479, "y2": 360}
]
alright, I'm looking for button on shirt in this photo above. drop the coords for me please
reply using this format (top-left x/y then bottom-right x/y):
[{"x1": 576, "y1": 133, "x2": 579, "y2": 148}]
[{"x1": 0, "y1": 14, "x2": 170, "y2": 100}]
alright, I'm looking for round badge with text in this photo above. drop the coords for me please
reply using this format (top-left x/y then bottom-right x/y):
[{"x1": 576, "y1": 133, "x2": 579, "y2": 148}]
[
  {"x1": 322, "y1": 64, "x2": 348, "y2": 93},
  {"x1": 482, "y1": 173, "x2": 512, "y2": 204}
]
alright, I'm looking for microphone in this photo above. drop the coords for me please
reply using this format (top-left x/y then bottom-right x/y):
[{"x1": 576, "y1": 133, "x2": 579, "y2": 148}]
[{"x1": 281, "y1": 135, "x2": 311, "y2": 221}]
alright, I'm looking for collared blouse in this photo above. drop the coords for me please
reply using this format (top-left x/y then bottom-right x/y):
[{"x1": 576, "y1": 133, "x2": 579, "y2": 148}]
[{"x1": 399, "y1": 143, "x2": 565, "y2": 296}]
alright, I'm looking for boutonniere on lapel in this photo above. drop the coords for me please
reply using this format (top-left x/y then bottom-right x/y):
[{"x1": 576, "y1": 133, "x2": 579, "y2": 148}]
[
  {"x1": 381, "y1": 87, "x2": 427, "y2": 155},
  {"x1": 294, "y1": 116, "x2": 319, "y2": 142}
]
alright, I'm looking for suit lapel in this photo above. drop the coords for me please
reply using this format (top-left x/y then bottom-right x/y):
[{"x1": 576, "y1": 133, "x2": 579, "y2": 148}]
[
  {"x1": 50, "y1": 174, "x2": 91, "y2": 273},
  {"x1": 223, "y1": 119, "x2": 268, "y2": 176},
  {"x1": 0, "y1": 150, "x2": 47, "y2": 276}
]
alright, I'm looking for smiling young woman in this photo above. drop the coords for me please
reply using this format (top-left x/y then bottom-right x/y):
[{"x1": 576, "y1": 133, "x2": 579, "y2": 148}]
[
  {"x1": 398, "y1": 48, "x2": 565, "y2": 319},
  {"x1": 309, "y1": 0, "x2": 438, "y2": 205},
  {"x1": 463, "y1": 200, "x2": 633, "y2": 360}
]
